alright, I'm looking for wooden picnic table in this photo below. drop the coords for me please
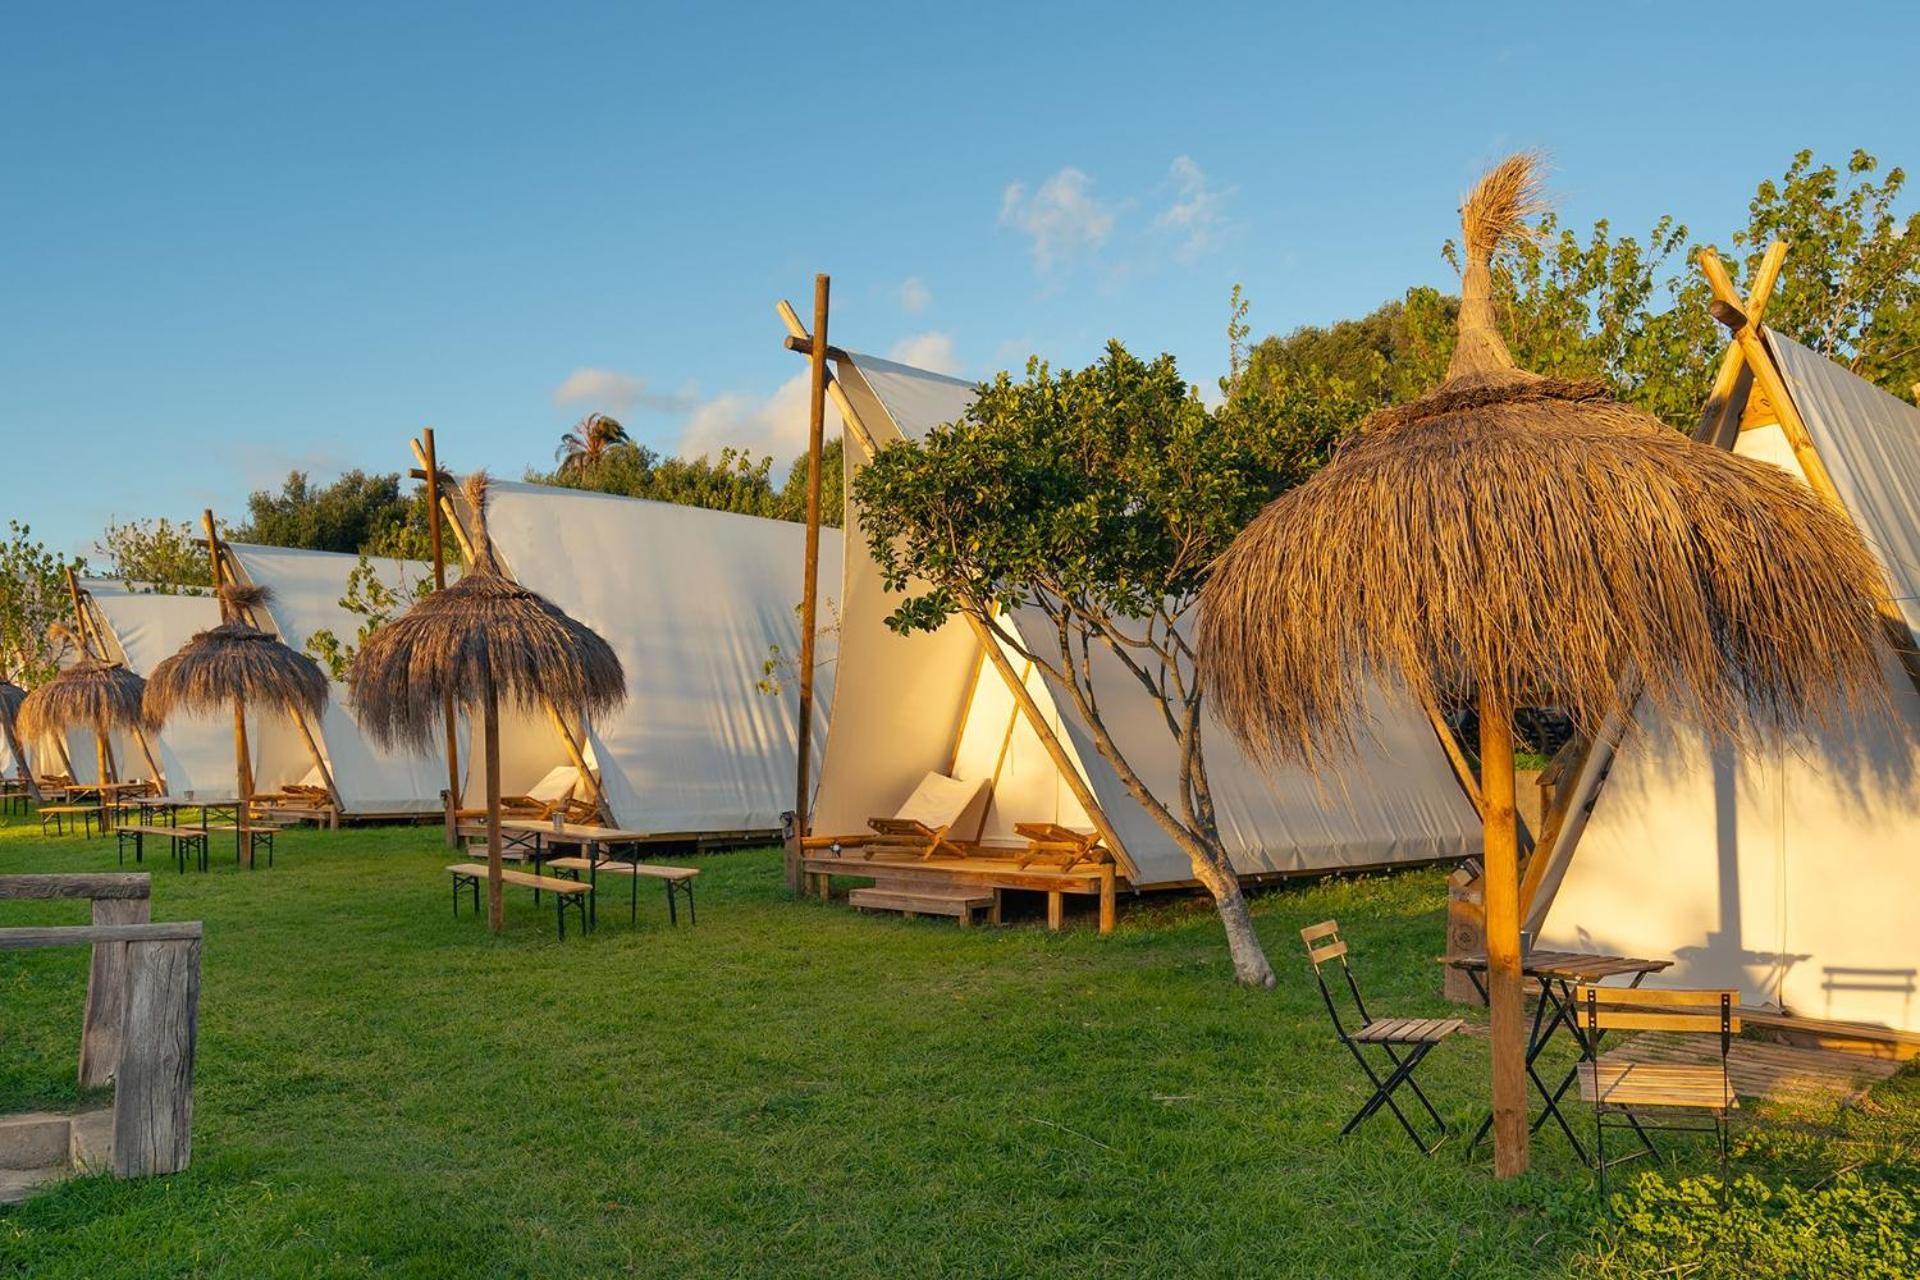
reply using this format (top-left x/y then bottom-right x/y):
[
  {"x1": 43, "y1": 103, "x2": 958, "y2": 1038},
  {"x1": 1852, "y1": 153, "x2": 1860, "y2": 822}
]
[
  {"x1": 494, "y1": 820, "x2": 699, "y2": 927},
  {"x1": 1445, "y1": 949, "x2": 1672, "y2": 1164}
]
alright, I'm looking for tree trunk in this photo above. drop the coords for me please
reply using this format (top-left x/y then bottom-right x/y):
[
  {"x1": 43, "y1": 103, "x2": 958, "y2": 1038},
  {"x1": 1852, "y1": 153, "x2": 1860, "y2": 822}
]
[
  {"x1": 482, "y1": 667, "x2": 504, "y2": 933},
  {"x1": 1479, "y1": 687, "x2": 1529, "y2": 1177},
  {"x1": 1184, "y1": 843, "x2": 1276, "y2": 987}
]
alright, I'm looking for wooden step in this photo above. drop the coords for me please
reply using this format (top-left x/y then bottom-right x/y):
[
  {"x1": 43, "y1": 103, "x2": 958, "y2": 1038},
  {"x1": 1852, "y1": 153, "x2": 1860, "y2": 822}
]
[{"x1": 849, "y1": 885, "x2": 994, "y2": 925}]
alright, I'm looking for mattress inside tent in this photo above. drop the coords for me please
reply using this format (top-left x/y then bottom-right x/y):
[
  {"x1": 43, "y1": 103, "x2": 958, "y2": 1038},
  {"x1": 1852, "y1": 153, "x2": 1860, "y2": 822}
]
[
  {"x1": 225, "y1": 544, "x2": 456, "y2": 814},
  {"x1": 820, "y1": 350, "x2": 1482, "y2": 887},
  {"x1": 482, "y1": 482, "x2": 841, "y2": 835},
  {"x1": 1534, "y1": 337, "x2": 1920, "y2": 1032}
]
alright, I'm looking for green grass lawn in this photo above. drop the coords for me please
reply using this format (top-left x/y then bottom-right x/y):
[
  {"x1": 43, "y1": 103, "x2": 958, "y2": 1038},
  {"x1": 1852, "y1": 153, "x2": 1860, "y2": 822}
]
[{"x1": 0, "y1": 811, "x2": 1912, "y2": 1278}]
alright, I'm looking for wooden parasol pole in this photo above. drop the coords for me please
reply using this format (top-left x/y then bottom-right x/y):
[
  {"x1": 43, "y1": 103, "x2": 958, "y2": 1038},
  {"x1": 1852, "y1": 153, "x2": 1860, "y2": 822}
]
[
  {"x1": 204, "y1": 511, "x2": 254, "y2": 863},
  {"x1": 482, "y1": 656, "x2": 504, "y2": 932},
  {"x1": 1478, "y1": 685, "x2": 1527, "y2": 1176},
  {"x1": 789, "y1": 273, "x2": 830, "y2": 894},
  {"x1": 421, "y1": 429, "x2": 463, "y2": 847}
]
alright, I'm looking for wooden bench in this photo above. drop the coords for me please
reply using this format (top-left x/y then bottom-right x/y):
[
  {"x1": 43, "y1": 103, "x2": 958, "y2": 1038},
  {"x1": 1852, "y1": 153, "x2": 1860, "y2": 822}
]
[
  {"x1": 202, "y1": 823, "x2": 285, "y2": 869},
  {"x1": 40, "y1": 805, "x2": 102, "y2": 838},
  {"x1": 545, "y1": 856, "x2": 698, "y2": 927},
  {"x1": 445, "y1": 862, "x2": 591, "y2": 939},
  {"x1": 115, "y1": 825, "x2": 211, "y2": 874}
]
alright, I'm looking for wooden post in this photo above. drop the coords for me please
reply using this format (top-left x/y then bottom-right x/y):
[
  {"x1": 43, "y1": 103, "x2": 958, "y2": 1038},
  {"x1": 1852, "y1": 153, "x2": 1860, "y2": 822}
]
[
  {"x1": 79, "y1": 894, "x2": 150, "y2": 1087},
  {"x1": 204, "y1": 511, "x2": 251, "y2": 862},
  {"x1": 790, "y1": 273, "x2": 830, "y2": 894},
  {"x1": 421, "y1": 429, "x2": 463, "y2": 846},
  {"x1": 113, "y1": 934, "x2": 200, "y2": 1178},
  {"x1": 482, "y1": 661, "x2": 504, "y2": 933},
  {"x1": 1479, "y1": 686, "x2": 1528, "y2": 1178}
]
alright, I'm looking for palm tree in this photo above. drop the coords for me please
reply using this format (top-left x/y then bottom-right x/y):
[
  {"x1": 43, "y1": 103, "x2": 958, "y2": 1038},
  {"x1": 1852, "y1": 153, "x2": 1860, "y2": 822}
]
[{"x1": 555, "y1": 413, "x2": 632, "y2": 476}]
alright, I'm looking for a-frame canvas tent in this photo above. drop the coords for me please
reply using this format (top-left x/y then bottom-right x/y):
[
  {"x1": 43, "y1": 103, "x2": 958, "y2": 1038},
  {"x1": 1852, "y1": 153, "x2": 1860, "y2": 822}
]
[
  {"x1": 1531, "y1": 327, "x2": 1920, "y2": 1036},
  {"x1": 474, "y1": 480, "x2": 842, "y2": 838},
  {"x1": 223, "y1": 543, "x2": 456, "y2": 817},
  {"x1": 817, "y1": 350, "x2": 1483, "y2": 888},
  {"x1": 79, "y1": 578, "x2": 312, "y2": 798}
]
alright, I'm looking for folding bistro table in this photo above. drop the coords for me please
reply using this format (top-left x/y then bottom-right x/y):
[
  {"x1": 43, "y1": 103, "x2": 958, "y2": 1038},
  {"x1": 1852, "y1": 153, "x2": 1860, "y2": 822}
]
[{"x1": 1445, "y1": 949, "x2": 1672, "y2": 1164}]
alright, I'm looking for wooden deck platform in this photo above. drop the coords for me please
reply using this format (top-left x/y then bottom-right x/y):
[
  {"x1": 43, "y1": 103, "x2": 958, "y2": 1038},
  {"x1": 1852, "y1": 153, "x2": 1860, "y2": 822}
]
[
  {"x1": 801, "y1": 850, "x2": 1119, "y2": 933},
  {"x1": 1604, "y1": 1031, "x2": 1905, "y2": 1105}
]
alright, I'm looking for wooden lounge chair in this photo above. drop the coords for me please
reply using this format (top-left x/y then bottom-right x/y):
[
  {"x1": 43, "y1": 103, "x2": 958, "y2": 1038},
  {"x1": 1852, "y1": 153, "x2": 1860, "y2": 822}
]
[
  {"x1": 499, "y1": 765, "x2": 594, "y2": 822},
  {"x1": 1013, "y1": 822, "x2": 1111, "y2": 870},
  {"x1": 803, "y1": 772, "x2": 991, "y2": 861}
]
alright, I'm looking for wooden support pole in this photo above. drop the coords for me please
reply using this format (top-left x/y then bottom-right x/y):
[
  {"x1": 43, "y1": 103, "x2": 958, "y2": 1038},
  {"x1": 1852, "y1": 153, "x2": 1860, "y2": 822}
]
[
  {"x1": 1700, "y1": 248, "x2": 1920, "y2": 700},
  {"x1": 79, "y1": 894, "x2": 151, "y2": 1087},
  {"x1": 1479, "y1": 686, "x2": 1528, "y2": 1178},
  {"x1": 113, "y1": 935, "x2": 200, "y2": 1178},
  {"x1": 790, "y1": 273, "x2": 830, "y2": 894},
  {"x1": 482, "y1": 667, "x2": 504, "y2": 933},
  {"x1": 419, "y1": 429, "x2": 463, "y2": 845},
  {"x1": 204, "y1": 511, "x2": 251, "y2": 859}
]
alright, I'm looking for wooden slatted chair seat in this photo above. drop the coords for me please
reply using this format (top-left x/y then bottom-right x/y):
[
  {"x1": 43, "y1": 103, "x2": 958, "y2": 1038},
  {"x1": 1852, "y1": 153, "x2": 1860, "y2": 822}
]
[
  {"x1": 1353, "y1": 1017, "x2": 1465, "y2": 1045},
  {"x1": 1578, "y1": 1060, "x2": 1739, "y2": 1112},
  {"x1": 804, "y1": 773, "x2": 991, "y2": 862}
]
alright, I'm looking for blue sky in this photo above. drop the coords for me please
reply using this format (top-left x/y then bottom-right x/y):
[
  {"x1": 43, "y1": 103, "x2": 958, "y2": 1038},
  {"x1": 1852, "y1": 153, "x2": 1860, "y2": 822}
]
[{"x1": 4, "y1": 1, "x2": 1917, "y2": 557}]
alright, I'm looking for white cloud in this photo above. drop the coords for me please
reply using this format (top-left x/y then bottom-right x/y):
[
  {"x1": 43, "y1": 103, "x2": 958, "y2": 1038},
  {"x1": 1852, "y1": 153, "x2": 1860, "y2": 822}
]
[
  {"x1": 887, "y1": 332, "x2": 962, "y2": 376},
  {"x1": 676, "y1": 371, "x2": 843, "y2": 462},
  {"x1": 1155, "y1": 155, "x2": 1234, "y2": 262},
  {"x1": 898, "y1": 276, "x2": 932, "y2": 313},
  {"x1": 551, "y1": 366, "x2": 694, "y2": 415},
  {"x1": 999, "y1": 167, "x2": 1115, "y2": 272}
]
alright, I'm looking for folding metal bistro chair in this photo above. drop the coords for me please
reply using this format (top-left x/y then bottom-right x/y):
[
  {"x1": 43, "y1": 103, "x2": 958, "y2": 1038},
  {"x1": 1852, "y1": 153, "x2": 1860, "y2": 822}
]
[
  {"x1": 1301, "y1": 920, "x2": 1464, "y2": 1153},
  {"x1": 1576, "y1": 985, "x2": 1739, "y2": 1206}
]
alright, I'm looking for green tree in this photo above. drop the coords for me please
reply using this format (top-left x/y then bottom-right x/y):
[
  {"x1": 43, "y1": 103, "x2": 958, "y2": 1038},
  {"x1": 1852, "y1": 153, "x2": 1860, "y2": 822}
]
[
  {"x1": 94, "y1": 517, "x2": 214, "y2": 591},
  {"x1": 232, "y1": 470, "x2": 417, "y2": 554},
  {"x1": 305, "y1": 556, "x2": 436, "y2": 680},
  {"x1": 0, "y1": 522, "x2": 88, "y2": 684},
  {"x1": 555, "y1": 413, "x2": 634, "y2": 477},
  {"x1": 854, "y1": 343, "x2": 1341, "y2": 986},
  {"x1": 534, "y1": 438, "x2": 846, "y2": 528}
]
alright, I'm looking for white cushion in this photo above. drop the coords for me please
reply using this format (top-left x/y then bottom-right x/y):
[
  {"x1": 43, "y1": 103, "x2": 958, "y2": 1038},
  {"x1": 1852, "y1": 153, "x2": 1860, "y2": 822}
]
[
  {"x1": 893, "y1": 772, "x2": 991, "y2": 833},
  {"x1": 526, "y1": 765, "x2": 580, "y2": 803}
]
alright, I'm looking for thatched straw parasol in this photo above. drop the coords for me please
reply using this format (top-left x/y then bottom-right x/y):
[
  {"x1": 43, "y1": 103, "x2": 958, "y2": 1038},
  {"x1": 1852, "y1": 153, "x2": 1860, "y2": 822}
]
[
  {"x1": 0, "y1": 675, "x2": 30, "y2": 793},
  {"x1": 19, "y1": 656, "x2": 149, "y2": 805},
  {"x1": 350, "y1": 473, "x2": 626, "y2": 931},
  {"x1": 146, "y1": 582, "x2": 330, "y2": 864},
  {"x1": 1198, "y1": 155, "x2": 1890, "y2": 1177}
]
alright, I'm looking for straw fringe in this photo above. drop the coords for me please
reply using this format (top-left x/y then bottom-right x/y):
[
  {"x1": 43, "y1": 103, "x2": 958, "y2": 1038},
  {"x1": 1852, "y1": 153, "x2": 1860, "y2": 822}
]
[
  {"x1": 18, "y1": 660, "x2": 147, "y2": 739},
  {"x1": 144, "y1": 619, "x2": 329, "y2": 728}
]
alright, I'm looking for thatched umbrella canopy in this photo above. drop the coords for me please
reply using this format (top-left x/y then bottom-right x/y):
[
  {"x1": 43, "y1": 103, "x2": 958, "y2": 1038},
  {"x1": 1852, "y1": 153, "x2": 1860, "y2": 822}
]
[
  {"x1": 350, "y1": 473, "x2": 626, "y2": 931},
  {"x1": 145, "y1": 583, "x2": 330, "y2": 859},
  {"x1": 19, "y1": 657, "x2": 149, "y2": 797},
  {"x1": 1198, "y1": 155, "x2": 1889, "y2": 1177},
  {"x1": 0, "y1": 676, "x2": 29, "y2": 790}
]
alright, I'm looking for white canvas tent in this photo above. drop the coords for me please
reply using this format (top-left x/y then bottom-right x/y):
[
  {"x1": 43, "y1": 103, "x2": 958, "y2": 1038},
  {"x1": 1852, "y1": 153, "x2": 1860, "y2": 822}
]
[
  {"x1": 1533, "y1": 329, "x2": 1920, "y2": 1035},
  {"x1": 79, "y1": 578, "x2": 314, "y2": 798},
  {"x1": 224, "y1": 543, "x2": 455, "y2": 817},
  {"x1": 817, "y1": 350, "x2": 1483, "y2": 888},
  {"x1": 477, "y1": 481, "x2": 841, "y2": 837}
]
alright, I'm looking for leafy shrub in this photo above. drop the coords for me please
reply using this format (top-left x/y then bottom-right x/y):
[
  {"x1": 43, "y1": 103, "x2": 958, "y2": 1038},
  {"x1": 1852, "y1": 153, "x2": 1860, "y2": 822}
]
[{"x1": 1579, "y1": 1171, "x2": 1916, "y2": 1279}]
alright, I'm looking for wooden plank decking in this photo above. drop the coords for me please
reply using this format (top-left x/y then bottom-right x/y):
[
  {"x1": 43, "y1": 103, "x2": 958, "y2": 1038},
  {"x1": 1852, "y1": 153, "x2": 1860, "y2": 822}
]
[
  {"x1": 1603, "y1": 1031, "x2": 1904, "y2": 1105},
  {"x1": 802, "y1": 849, "x2": 1118, "y2": 933}
]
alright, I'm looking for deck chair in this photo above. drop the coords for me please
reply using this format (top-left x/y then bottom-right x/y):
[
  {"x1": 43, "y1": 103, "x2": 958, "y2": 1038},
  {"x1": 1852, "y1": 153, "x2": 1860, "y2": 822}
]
[
  {"x1": 804, "y1": 772, "x2": 991, "y2": 861},
  {"x1": 1302, "y1": 920, "x2": 1463, "y2": 1154},
  {"x1": 500, "y1": 765, "x2": 590, "y2": 821},
  {"x1": 1576, "y1": 986, "x2": 1739, "y2": 1205},
  {"x1": 1012, "y1": 822, "x2": 1111, "y2": 870}
]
